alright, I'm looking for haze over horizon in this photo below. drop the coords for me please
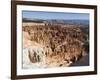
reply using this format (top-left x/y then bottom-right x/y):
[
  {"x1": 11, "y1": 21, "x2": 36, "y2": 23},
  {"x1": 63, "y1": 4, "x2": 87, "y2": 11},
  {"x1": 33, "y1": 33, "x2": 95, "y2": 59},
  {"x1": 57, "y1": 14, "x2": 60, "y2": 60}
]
[{"x1": 22, "y1": 11, "x2": 89, "y2": 20}]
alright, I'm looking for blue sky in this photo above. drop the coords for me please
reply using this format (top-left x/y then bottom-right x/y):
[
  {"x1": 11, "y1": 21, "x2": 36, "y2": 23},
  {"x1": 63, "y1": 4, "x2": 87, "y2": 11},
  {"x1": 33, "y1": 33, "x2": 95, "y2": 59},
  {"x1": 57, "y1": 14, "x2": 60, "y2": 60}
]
[{"x1": 22, "y1": 11, "x2": 89, "y2": 20}]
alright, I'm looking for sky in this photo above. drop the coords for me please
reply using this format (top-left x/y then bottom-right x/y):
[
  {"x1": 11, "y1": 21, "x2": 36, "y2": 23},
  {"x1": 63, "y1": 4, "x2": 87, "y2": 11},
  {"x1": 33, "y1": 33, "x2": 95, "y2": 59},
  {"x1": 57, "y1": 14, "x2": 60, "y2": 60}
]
[{"x1": 22, "y1": 11, "x2": 89, "y2": 20}]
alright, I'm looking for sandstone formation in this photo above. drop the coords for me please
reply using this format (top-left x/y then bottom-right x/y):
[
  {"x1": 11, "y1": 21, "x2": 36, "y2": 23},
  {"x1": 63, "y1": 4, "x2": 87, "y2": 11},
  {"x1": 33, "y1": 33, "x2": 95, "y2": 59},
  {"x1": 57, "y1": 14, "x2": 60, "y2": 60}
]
[{"x1": 22, "y1": 22, "x2": 89, "y2": 68}]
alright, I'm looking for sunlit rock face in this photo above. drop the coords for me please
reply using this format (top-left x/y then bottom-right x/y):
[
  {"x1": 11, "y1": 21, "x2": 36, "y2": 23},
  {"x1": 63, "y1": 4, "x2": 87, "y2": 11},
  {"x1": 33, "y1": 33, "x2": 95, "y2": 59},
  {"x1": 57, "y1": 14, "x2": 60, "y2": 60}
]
[{"x1": 22, "y1": 22, "x2": 89, "y2": 68}]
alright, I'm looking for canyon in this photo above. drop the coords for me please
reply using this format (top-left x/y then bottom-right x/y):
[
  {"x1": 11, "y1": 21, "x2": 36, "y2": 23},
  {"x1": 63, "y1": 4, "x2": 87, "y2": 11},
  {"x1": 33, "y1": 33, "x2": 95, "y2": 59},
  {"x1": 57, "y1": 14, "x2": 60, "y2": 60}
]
[{"x1": 22, "y1": 21, "x2": 89, "y2": 69}]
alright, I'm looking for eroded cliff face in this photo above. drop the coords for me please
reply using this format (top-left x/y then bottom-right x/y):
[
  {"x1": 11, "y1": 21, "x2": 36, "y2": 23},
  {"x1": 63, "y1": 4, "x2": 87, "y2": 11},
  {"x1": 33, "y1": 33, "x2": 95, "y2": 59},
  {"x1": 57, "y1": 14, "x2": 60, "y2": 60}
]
[{"x1": 22, "y1": 22, "x2": 89, "y2": 68}]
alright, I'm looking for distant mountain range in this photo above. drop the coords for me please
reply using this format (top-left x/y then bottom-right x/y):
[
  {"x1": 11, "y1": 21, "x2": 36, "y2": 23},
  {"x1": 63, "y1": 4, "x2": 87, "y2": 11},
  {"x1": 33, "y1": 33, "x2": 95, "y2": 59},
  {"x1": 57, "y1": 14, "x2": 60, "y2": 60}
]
[{"x1": 23, "y1": 18, "x2": 89, "y2": 25}]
